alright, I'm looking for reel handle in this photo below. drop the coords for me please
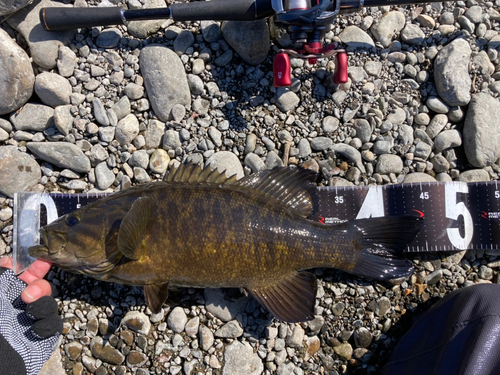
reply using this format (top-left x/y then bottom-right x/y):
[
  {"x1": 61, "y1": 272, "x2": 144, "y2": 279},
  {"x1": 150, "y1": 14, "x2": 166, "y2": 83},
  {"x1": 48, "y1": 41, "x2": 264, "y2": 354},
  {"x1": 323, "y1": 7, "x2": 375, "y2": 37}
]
[{"x1": 334, "y1": 52, "x2": 348, "y2": 84}]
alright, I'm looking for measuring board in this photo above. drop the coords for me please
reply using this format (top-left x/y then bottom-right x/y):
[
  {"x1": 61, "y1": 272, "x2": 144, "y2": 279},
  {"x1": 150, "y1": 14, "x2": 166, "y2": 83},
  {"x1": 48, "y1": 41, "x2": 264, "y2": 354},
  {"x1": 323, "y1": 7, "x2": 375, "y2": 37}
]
[{"x1": 13, "y1": 180, "x2": 500, "y2": 274}]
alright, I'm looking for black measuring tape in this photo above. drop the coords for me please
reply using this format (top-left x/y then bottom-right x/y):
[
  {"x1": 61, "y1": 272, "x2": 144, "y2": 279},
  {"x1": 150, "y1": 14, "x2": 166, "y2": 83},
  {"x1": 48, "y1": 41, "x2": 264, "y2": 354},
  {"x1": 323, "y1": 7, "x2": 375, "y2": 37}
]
[{"x1": 12, "y1": 181, "x2": 500, "y2": 273}]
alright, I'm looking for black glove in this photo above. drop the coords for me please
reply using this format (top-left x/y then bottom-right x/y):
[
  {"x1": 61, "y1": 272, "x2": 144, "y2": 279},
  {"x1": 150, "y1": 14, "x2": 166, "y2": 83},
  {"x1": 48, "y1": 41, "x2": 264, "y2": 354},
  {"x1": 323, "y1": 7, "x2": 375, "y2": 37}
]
[{"x1": 0, "y1": 267, "x2": 63, "y2": 375}]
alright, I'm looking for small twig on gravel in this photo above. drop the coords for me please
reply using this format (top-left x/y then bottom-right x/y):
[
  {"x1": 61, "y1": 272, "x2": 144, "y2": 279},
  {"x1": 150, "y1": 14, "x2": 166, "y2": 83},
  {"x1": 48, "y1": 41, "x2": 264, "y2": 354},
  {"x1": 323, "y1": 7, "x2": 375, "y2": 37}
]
[{"x1": 283, "y1": 140, "x2": 291, "y2": 167}]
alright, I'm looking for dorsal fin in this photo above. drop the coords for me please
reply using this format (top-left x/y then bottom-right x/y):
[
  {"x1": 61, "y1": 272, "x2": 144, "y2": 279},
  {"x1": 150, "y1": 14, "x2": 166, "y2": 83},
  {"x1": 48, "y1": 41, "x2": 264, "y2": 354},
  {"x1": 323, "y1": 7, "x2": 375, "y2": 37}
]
[
  {"x1": 163, "y1": 163, "x2": 239, "y2": 185},
  {"x1": 238, "y1": 167, "x2": 318, "y2": 218}
]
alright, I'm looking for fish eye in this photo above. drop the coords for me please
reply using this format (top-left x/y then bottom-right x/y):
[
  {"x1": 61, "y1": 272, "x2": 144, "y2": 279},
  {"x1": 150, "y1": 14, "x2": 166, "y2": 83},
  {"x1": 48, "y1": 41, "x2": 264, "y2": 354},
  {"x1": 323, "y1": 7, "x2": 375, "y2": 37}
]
[{"x1": 66, "y1": 215, "x2": 79, "y2": 227}]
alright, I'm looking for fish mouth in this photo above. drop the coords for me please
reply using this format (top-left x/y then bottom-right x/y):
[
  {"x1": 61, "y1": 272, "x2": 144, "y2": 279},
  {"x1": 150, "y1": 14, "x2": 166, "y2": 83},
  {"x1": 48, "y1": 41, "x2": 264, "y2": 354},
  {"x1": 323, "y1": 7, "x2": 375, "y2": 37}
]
[{"x1": 28, "y1": 244, "x2": 50, "y2": 258}]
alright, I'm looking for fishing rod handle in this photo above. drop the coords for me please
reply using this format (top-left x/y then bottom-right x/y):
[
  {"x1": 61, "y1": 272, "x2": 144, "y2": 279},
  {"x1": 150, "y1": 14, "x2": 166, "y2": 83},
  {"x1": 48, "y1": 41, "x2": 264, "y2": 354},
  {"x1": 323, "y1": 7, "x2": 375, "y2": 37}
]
[
  {"x1": 40, "y1": 0, "x2": 275, "y2": 31},
  {"x1": 40, "y1": 7, "x2": 126, "y2": 31}
]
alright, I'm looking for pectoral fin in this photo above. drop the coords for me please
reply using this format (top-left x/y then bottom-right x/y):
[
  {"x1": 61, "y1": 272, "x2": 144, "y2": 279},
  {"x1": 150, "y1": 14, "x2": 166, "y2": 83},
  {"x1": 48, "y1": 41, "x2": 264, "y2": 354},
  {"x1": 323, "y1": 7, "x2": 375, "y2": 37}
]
[
  {"x1": 247, "y1": 272, "x2": 317, "y2": 323},
  {"x1": 117, "y1": 197, "x2": 153, "y2": 260},
  {"x1": 144, "y1": 283, "x2": 170, "y2": 314}
]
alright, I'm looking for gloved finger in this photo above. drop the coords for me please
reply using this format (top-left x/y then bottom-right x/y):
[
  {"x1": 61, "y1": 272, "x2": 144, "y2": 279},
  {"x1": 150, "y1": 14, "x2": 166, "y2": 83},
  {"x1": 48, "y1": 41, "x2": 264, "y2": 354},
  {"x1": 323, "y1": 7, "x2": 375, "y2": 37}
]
[
  {"x1": 0, "y1": 268, "x2": 26, "y2": 303},
  {"x1": 31, "y1": 314, "x2": 64, "y2": 338},
  {"x1": 26, "y1": 296, "x2": 62, "y2": 338},
  {"x1": 18, "y1": 259, "x2": 52, "y2": 285},
  {"x1": 21, "y1": 279, "x2": 53, "y2": 304}
]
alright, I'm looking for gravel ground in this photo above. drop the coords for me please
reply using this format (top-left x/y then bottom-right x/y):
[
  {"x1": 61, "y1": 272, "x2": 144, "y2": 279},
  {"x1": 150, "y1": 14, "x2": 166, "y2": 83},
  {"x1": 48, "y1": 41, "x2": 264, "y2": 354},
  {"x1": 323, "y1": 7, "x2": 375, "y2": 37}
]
[{"x1": 1, "y1": 0, "x2": 500, "y2": 374}]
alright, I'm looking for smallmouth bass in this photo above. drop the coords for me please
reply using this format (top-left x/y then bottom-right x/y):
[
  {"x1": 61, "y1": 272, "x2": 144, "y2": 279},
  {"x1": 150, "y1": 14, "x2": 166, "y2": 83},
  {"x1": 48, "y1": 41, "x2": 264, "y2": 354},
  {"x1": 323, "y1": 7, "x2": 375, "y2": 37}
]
[{"x1": 29, "y1": 164, "x2": 422, "y2": 322}]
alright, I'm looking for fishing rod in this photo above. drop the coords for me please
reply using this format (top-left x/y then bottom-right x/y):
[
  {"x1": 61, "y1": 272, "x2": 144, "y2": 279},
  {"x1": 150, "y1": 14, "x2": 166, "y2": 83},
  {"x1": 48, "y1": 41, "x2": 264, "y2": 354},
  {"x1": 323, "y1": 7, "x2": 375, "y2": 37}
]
[{"x1": 39, "y1": 0, "x2": 441, "y2": 87}]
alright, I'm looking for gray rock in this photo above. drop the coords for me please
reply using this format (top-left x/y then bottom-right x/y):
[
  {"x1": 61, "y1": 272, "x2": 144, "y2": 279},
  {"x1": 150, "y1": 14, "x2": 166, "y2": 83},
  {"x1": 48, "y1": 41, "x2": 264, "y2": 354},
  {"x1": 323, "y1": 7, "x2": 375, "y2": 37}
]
[
  {"x1": 330, "y1": 143, "x2": 366, "y2": 173},
  {"x1": 184, "y1": 317, "x2": 199, "y2": 338},
  {"x1": 434, "y1": 130, "x2": 462, "y2": 152},
  {"x1": 53, "y1": 105, "x2": 72, "y2": 135},
  {"x1": 465, "y1": 5, "x2": 483, "y2": 23},
  {"x1": 94, "y1": 162, "x2": 115, "y2": 190},
  {"x1": 403, "y1": 172, "x2": 437, "y2": 183},
  {"x1": 35, "y1": 72, "x2": 71, "y2": 107},
  {"x1": 199, "y1": 325, "x2": 214, "y2": 351},
  {"x1": 373, "y1": 141, "x2": 392, "y2": 155},
  {"x1": 187, "y1": 74, "x2": 204, "y2": 95},
  {"x1": 201, "y1": 21, "x2": 222, "y2": 43},
  {"x1": 10, "y1": 103, "x2": 54, "y2": 131},
  {"x1": 425, "y1": 269, "x2": 443, "y2": 285},
  {"x1": 426, "y1": 96, "x2": 450, "y2": 114},
  {"x1": 353, "y1": 119, "x2": 372, "y2": 143},
  {"x1": 27, "y1": 142, "x2": 90, "y2": 173},
  {"x1": 245, "y1": 152, "x2": 265, "y2": 172},
  {"x1": 204, "y1": 288, "x2": 248, "y2": 322},
  {"x1": 0, "y1": 28, "x2": 34, "y2": 115},
  {"x1": 214, "y1": 320, "x2": 243, "y2": 338},
  {"x1": 434, "y1": 38, "x2": 472, "y2": 106},
  {"x1": 298, "y1": 139, "x2": 312, "y2": 158},
  {"x1": 400, "y1": 24, "x2": 425, "y2": 45},
  {"x1": 121, "y1": 311, "x2": 151, "y2": 335},
  {"x1": 370, "y1": 11, "x2": 405, "y2": 48},
  {"x1": 431, "y1": 154, "x2": 450, "y2": 173},
  {"x1": 265, "y1": 151, "x2": 283, "y2": 169},
  {"x1": 129, "y1": 150, "x2": 149, "y2": 169},
  {"x1": 126, "y1": 0, "x2": 165, "y2": 38},
  {"x1": 116, "y1": 114, "x2": 139, "y2": 145},
  {"x1": 163, "y1": 129, "x2": 181, "y2": 150},
  {"x1": 214, "y1": 49, "x2": 233, "y2": 67},
  {"x1": 456, "y1": 169, "x2": 490, "y2": 182},
  {"x1": 286, "y1": 325, "x2": 304, "y2": 348},
  {"x1": 0, "y1": 146, "x2": 41, "y2": 198},
  {"x1": 134, "y1": 167, "x2": 151, "y2": 183},
  {"x1": 149, "y1": 149, "x2": 170, "y2": 174},
  {"x1": 124, "y1": 83, "x2": 144, "y2": 100},
  {"x1": 221, "y1": 19, "x2": 269, "y2": 65},
  {"x1": 7, "y1": 0, "x2": 75, "y2": 69},
  {"x1": 193, "y1": 98, "x2": 210, "y2": 116},
  {"x1": 111, "y1": 96, "x2": 131, "y2": 120},
  {"x1": 167, "y1": 307, "x2": 188, "y2": 333},
  {"x1": 322, "y1": 116, "x2": 339, "y2": 134},
  {"x1": 206, "y1": 151, "x2": 244, "y2": 179},
  {"x1": 376, "y1": 154, "x2": 403, "y2": 174},
  {"x1": 92, "y1": 99, "x2": 109, "y2": 126},
  {"x1": 145, "y1": 120, "x2": 165, "y2": 149},
  {"x1": 426, "y1": 114, "x2": 448, "y2": 139},
  {"x1": 386, "y1": 108, "x2": 406, "y2": 125},
  {"x1": 414, "y1": 141, "x2": 432, "y2": 160},
  {"x1": 223, "y1": 341, "x2": 263, "y2": 375},
  {"x1": 98, "y1": 127, "x2": 115, "y2": 143},
  {"x1": 364, "y1": 61, "x2": 382, "y2": 76},
  {"x1": 310, "y1": 137, "x2": 333, "y2": 151},
  {"x1": 276, "y1": 88, "x2": 300, "y2": 112},
  {"x1": 57, "y1": 46, "x2": 76, "y2": 77},
  {"x1": 140, "y1": 45, "x2": 191, "y2": 122},
  {"x1": 174, "y1": 30, "x2": 194, "y2": 54},
  {"x1": 96, "y1": 28, "x2": 122, "y2": 49},
  {"x1": 398, "y1": 125, "x2": 414, "y2": 145},
  {"x1": 88, "y1": 144, "x2": 108, "y2": 166},
  {"x1": 464, "y1": 93, "x2": 500, "y2": 167},
  {"x1": 339, "y1": 25, "x2": 375, "y2": 50}
]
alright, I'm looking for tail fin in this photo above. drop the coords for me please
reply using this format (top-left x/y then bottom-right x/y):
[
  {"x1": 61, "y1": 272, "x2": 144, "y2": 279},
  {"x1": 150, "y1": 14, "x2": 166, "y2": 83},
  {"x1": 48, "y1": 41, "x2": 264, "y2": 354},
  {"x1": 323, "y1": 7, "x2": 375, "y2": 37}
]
[{"x1": 348, "y1": 216, "x2": 423, "y2": 280}]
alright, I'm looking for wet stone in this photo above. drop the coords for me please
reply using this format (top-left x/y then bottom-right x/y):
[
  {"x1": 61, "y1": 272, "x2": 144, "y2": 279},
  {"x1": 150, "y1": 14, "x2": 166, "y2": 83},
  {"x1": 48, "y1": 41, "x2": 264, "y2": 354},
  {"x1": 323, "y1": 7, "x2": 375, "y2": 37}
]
[
  {"x1": 126, "y1": 350, "x2": 148, "y2": 367},
  {"x1": 64, "y1": 341, "x2": 83, "y2": 360},
  {"x1": 121, "y1": 311, "x2": 151, "y2": 335},
  {"x1": 90, "y1": 337, "x2": 125, "y2": 365},
  {"x1": 354, "y1": 327, "x2": 373, "y2": 348}
]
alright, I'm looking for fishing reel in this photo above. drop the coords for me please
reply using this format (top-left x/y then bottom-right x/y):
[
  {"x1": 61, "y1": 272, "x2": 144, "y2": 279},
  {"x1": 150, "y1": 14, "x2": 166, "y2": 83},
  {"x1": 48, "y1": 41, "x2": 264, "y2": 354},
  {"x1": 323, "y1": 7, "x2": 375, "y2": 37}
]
[{"x1": 270, "y1": 0, "x2": 348, "y2": 86}]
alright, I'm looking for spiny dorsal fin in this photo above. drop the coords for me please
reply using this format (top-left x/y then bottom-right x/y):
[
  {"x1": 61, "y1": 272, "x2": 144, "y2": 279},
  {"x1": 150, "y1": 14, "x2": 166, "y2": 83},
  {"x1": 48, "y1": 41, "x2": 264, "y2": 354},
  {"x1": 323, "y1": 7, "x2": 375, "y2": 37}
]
[
  {"x1": 164, "y1": 163, "x2": 238, "y2": 185},
  {"x1": 247, "y1": 272, "x2": 317, "y2": 323},
  {"x1": 117, "y1": 197, "x2": 153, "y2": 260},
  {"x1": 144, "y1": 283, "x2": 169, "y2": 314},
  {"x1": 238, "y1": 167, "x2": 318, "y2": 218}
]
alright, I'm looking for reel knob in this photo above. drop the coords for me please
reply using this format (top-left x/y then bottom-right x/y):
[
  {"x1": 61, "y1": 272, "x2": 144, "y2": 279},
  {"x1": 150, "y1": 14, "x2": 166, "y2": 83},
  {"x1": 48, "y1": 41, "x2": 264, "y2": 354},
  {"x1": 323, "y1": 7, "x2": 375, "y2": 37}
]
[
  {"x1": 273, "y1": 52, "x2": 292, "y2": 87},
  {"x1": 333, "y1": 52, "x2": 348, "y2": 84}
]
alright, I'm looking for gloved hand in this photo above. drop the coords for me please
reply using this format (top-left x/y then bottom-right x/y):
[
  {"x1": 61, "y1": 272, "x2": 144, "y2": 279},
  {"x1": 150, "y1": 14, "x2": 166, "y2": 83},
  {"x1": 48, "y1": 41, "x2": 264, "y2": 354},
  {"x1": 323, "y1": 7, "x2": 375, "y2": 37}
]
[{"x1": 0, "y1": 257, "x2": 63, "y2": 375}]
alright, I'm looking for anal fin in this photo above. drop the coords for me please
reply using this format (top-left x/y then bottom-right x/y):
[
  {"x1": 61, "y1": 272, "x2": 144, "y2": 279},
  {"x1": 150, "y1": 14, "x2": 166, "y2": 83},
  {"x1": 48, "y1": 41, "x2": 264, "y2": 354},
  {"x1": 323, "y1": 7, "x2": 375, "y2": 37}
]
[
  {"x1": 144, "y1": 283, "x2": 169, "y2": 314},
  {"x1": 247, "y1": 272, "x2": 317, "y2": 323}
]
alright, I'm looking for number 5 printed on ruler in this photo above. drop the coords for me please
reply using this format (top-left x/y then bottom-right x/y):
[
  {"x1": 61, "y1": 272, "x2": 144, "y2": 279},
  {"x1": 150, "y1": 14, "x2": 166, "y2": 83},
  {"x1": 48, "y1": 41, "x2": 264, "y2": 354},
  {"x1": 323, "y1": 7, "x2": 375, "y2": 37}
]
[{"x1": 445, "y1": 183, "x2": 473, "y2": 250}]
